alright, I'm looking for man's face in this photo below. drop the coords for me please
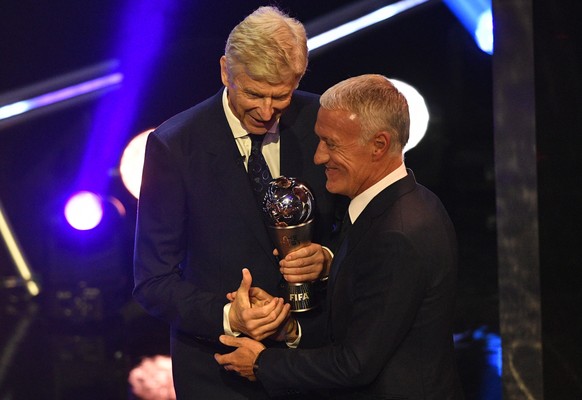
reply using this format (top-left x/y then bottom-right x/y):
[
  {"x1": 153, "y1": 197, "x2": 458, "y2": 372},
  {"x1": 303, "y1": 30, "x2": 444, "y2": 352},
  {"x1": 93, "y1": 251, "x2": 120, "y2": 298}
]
[
  {"x1": 314, "y1": 108, "x2": 376, "y2": 199},
  {"x1": 221, "y1": 57, "x2": 296, "y2": 134}
]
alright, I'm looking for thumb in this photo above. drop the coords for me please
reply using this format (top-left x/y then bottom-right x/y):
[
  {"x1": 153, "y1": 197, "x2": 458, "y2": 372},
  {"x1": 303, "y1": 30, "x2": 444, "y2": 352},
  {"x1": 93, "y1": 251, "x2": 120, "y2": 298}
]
[
  {"x1": 219, "y1": 334, "x2": 243, "y2": 348},
  {"x1": 236, "y1": 268, "x2": 252, "y2": 307},
  {"x1": 240, "y1": 268, "x2": 252, "y2": 291}
]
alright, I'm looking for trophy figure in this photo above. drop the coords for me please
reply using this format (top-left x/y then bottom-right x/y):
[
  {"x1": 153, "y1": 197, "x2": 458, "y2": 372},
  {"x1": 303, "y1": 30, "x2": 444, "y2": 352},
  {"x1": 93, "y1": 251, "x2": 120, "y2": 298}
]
[{"x1": 263, "y1": 176, "x2": 317, "y2": 312}]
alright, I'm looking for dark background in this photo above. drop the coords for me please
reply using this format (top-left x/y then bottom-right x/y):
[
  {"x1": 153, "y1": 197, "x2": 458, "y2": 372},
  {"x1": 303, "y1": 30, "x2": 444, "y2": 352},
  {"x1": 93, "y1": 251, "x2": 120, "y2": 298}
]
[{"x1": 0, "y1": 0, "x2": 526, "y2": 398}]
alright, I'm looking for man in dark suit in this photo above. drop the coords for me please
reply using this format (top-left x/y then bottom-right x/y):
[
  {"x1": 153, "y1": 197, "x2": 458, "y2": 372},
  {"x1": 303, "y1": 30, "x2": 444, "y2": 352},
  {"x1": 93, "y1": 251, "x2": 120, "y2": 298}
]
[
  {"x1": 133, "y1": 6, "x2": 337, "y2": 399},
  {"x1": 216, "y1": 74, "x2": 465, "y2": 399}
]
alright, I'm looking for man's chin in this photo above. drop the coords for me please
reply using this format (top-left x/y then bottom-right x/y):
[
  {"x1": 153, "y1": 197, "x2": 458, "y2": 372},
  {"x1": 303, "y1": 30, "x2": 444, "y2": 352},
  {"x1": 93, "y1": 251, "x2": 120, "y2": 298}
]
[{"x1": 325, "y1": 182, "x2": 341, "y2": 195}]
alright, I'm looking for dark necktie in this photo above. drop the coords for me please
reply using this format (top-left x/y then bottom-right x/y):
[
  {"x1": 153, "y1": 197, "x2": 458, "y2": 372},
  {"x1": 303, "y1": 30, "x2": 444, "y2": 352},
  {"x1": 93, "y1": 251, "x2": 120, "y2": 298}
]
[
  {"x1": 339, "y1": 211, "x2": 352, "y2": 242},
  {"x1": 247, "y1": 134, "x2": 272, "y2": 205},
  {"x1": 330, "y1": 211, "x2": 351, "y2": 286}
]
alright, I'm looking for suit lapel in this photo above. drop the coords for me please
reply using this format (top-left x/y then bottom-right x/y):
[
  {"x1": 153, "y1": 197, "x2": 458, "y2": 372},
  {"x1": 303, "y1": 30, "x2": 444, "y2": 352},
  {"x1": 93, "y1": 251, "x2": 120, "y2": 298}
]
[
  {"x1": 327, "y1": 172, "x2": 418, "y2": 294},
  {"x1": 203, "y1": 98, "x2": 275, "y2": 258}
]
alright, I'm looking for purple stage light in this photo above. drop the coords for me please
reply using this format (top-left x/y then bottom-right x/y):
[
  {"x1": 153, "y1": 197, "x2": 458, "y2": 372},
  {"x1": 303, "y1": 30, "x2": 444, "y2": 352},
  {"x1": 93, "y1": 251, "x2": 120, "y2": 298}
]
[
  {"x1": 64, "y1": 191, "x2": 104, "y2": 231},
  {"x1": 0, "y1": 72, "x2": 123, "y2": 122}
]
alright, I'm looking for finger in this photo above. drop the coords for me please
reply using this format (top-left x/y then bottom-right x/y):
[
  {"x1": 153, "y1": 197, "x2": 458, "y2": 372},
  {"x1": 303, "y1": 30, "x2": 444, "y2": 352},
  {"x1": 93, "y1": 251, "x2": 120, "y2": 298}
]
[
  {"x1": 234, "y1": 298, "x2": 281, "y2": 339},
  {"x1": 235, "y1": 269, "x2": 253, "y2": 308},
  {"x1": 284, "y1": 244, "x2": 316, "y2": 261},
  {"x1": 248, "y1": 287, "x2": 270, "y2": 300},
  {"x1": 243, "y1": 300, "x2": 286, "y2": 339},
  {"x1": 250, "y1": 301, "x2": 291, "y2": 340},
  {"x1": 244, "y1": 297, "x2": 281, "y2": 323},
  {"x1": 258, "y1": 303, "x2": 292, "y2": 339},
  {"x1": 219, "y1": 335, "x2": 243, "y2": 348},
  {"x1": 239, "y1": 268, "x2": 252, "y2": 292},
  {"x1": 280, "y1": 261, "x2": 318, "y2": 276},
  {"x1": 214, "y1": 352, "x2": 228, "y2": 366},
  {"x1": 249, "y1": 287, "x2": 274, "y2": 303}
]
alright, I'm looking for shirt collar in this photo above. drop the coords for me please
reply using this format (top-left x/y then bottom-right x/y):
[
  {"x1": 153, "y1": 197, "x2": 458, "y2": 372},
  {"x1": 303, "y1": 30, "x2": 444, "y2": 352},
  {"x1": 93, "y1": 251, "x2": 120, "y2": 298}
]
[{"x1": 348, "y1": 162, "x2": 408, "y2": 223}]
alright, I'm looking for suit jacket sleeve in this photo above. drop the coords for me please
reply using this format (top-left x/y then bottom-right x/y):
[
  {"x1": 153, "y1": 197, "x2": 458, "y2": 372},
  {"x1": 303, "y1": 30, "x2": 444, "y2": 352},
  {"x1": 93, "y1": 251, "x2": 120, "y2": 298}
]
[
  {"x1": 256, "y1": 233, "x2": 425, "y2": 391},
  {"x1": 255, "y1": 177, "x2": 458, "y2": 396},
  {"x1": 133, "y1": 126, "x2": 228, "y2": 336}
]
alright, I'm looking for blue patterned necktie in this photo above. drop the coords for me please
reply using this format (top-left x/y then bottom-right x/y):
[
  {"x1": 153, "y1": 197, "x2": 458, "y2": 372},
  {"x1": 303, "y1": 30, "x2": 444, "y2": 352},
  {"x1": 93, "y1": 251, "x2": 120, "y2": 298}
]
[{"x1": 247, "y1": 134, "x2": 272, "y2": 205}]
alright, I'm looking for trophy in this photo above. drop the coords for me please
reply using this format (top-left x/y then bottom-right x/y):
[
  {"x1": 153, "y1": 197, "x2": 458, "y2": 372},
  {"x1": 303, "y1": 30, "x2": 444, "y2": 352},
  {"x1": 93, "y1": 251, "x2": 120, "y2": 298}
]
[{"x1": 263, "y1": 176, "x2": 317, "y2": 312}]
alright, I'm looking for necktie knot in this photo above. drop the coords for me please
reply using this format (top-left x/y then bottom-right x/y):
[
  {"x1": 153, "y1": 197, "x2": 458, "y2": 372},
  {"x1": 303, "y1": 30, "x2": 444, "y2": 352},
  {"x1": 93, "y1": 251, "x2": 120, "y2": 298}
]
[{"x1": 249, "y1": 133, "x2": 264, "y2": 145}]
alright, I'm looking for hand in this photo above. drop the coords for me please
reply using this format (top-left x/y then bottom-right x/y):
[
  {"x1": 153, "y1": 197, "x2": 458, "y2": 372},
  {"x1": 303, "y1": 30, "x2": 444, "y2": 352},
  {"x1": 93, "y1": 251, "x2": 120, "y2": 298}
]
[
  {"x1": 227, "y1": 286, "x2": 276, "y2": 307},
  {"x1": 214, "y1": 335, "x2": 266, "y2": 381},
  {"x1": 228, "y1": 287, "x2": 296, "y2": 343},
  {"x1": 228, "y1": 269, "x2": 291, "y2": 341},
  {"x1": 277, "y1": 243, "x2": 332, "y2": 283}
]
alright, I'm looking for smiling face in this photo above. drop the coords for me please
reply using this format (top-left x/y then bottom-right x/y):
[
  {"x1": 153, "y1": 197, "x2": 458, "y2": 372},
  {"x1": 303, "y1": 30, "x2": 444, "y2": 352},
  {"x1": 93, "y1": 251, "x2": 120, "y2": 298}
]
[
  {"x1": 220, "y1": 56, "x2": 296, "y2": 134},
  {"x1": 314, "y1": 108, "x2": 381, "y2": 199}
]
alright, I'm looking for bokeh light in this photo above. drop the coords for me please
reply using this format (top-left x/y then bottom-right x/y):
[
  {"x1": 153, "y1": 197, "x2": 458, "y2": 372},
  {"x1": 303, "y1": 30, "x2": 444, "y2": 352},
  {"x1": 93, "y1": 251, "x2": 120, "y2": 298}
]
[
  {"x1": 390, "y1": 78, "x2": 429, "y2": 153},
  {"x1": 64, "y1": 191, "x2": 104, "y2": 231},
  {"x1": 120, "y1": 129, "x2": 153, "y2": 199}
]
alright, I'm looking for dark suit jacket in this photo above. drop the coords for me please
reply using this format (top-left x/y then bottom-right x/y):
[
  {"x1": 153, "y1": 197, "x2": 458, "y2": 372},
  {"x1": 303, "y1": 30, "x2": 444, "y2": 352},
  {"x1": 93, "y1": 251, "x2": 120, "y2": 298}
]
[
  {"x1": 133, "y1": 89, "x2": 338, "y2": 399},
  {"x1": 256, "y1": 171, "x2": 464, "y2": 399}
]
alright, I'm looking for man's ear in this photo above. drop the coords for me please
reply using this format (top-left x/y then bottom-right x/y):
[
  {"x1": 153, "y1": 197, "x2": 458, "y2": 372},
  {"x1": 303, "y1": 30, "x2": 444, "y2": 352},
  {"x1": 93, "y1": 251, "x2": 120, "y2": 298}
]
[
  {"x1": 372, "y1": 131, "x2": 391, "y2": 158},
  {"x1": 220, "y1": 56, "x2": 229, "y2": 87}
]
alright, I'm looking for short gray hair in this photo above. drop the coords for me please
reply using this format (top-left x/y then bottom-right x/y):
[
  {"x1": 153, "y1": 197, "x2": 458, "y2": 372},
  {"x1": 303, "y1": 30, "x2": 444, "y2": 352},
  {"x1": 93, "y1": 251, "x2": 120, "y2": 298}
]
[
  {"x1": 224, "y1": 6, "x2": 308, "y2": 85},
  {"x1": 320, "y1": 74, "x2": 410, "y2": 152}
]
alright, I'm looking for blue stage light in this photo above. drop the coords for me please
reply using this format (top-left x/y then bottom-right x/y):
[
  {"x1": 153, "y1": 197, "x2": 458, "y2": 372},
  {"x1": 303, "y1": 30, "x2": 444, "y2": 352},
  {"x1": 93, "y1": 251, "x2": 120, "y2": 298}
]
[
  {"x1": 475, "y1": 8, "x2": 494, "y2": 55},
  {"x1": 443, "y1": 0, "x2": 494, "y2": 55}
]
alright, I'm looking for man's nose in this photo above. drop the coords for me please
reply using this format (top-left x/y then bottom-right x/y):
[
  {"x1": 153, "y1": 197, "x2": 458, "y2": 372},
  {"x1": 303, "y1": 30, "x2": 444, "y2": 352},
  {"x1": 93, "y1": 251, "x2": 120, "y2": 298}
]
[
  {"x1": 257, "y1": 98, "x2": 275, "y2": 120},
  {"x1": 314, "y1": 141, "x2": 328, "y2": 165}
]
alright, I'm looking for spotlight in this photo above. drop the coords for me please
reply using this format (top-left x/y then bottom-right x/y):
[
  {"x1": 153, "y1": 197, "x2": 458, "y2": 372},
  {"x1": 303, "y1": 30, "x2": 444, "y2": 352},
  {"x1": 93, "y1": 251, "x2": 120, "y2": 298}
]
[
  {"x1": 390, "y1": 78, "x2": 429, "y2": 153},
  {"x1": 475, "y1": 8, "x2": 493, "y2": 55},
  {"x1": 119, "y1": 129, "x2": 153, "y2": 199},
  {"x1": 64, "y1": 191, "x2": 104, "y2": 231},
  {"x1": 443, "y1": 0, "x2": 494, "y2": 55}
]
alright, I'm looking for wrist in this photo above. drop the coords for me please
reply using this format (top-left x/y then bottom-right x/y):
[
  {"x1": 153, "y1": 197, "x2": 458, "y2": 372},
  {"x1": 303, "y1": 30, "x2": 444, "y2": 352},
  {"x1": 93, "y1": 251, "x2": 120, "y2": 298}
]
[{"x1": 284, "y1": 318, "x2": 299, "y2": 341}]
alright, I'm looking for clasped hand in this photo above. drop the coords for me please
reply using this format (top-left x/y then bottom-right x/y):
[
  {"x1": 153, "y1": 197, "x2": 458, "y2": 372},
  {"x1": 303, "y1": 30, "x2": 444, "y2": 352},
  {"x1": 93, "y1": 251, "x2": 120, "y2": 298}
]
[
  {"x1": 214, "y1": 335, "x2": 265, "y2": 381},
  {"x1": 220, "y1": 245, "x2": 331, "y2": 381},
  {"x1": 227, "y1": 244, "x2": 329, "y2": 340},
  {"x1": 227, "y1": 268, "x2": 290, "y2": 341},
  {"x1": 220, "y1": 268, "x2": 283, "y2": 381},
  {"x1": 278, "y1": 242, "x2": 331, "y2": 282}
]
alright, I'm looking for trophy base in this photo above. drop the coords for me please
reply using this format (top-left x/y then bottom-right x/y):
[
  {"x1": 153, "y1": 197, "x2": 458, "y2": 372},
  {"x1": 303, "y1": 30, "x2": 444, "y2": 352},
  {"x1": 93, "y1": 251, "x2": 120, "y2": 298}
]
[{"x1": 284, "y1": 281, "x2": 318, "y2": 312}]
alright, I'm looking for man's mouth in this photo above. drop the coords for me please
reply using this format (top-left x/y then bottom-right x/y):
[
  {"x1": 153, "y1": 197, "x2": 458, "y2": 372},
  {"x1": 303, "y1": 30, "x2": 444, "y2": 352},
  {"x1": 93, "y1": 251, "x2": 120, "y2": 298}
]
[{"x1": 250, "y1": 114, "x2": 271, "y2": 125}]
